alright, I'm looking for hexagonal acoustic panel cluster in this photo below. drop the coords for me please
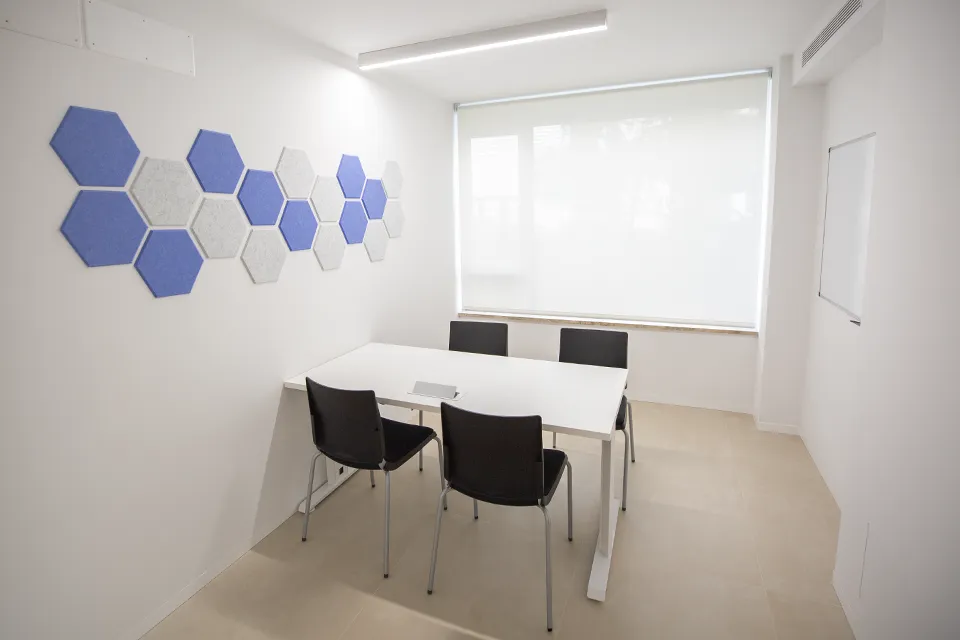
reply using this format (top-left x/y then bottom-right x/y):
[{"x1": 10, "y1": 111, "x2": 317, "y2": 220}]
[{"x1": 53, "y1": 106, "x2": 407, "y2": 298}]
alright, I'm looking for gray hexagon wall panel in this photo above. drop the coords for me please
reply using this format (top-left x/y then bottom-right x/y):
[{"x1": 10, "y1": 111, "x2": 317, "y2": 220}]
[
  {"x1": 381, "y1": 161, "x2": 403, "y2": 198},
  {"x1": 382, "y1": 200, "x2": 405, "y2": 238},
  {"x1": 313, "y1": 224, "x2": 347, "y2": 271},
  {"x1": 310, "y1": 176, "x2": 345, "y2": 223},
  {"x1": 363, "y1": 220, "x2": 389, "y2": 262},
  {"x1": 242, "y1": 229, "x2": 287, "y2": 284},
  {"x1": 276, "y1": 147, "x2": 315, "y2": 199},
  {"x1": 130, "y1": 158, "x2": 202, "y2": 226},
  {"x1": 192, "y1": 198, "x2": 248, "y2": 258}
]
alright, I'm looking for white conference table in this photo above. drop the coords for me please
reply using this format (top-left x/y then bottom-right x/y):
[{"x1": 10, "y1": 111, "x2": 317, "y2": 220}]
[{"x1": 284, "y1": 342, "x2": 628, "y2": 601}]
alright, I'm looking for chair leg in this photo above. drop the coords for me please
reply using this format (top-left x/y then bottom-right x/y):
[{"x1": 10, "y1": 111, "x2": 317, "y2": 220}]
[
  {"x1": 473, "y1": 499, "x2": 479, "y2": 520},
  {"x1": 383, "y1": 470, "x2": 391, "y2": 578},
  {"x1": 628, "y1": 401, "x2": 636, "y2": 463},
  {"x1": 432, "y1": 435, "x2": 447, "y2": 511},
  {"x1": 301, "y1": 452, "x2": 322, "y2": 541},
  {"x1": 622, "y1": 431, "x2": 629, "y2": 512},
  {"x1": 552, "y1": 432, "x2": 557, "y2": 448},
  {"x1": 565, "y1": 459, "x2": 573, "y2": 541},
  {"x1": 427, "y1": 484, "x2": 451, "y2": 594},
  {"x1": 538, "y1": 505, "x2": 553, "y2": 632},
  {"x1": 369, "y1": 469, "x2": 376, "y2": 488},
  {"x1": 419, "y1": 411, "x2": 424, "y2": 471}
]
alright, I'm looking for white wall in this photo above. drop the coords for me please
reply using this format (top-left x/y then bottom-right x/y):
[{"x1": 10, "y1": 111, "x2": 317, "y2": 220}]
[
  {"x1": 800, "y1": 1, "x2": 960, "y2": 637},
  {"x1": 500, "y1": 321, "x2": 757, "y2": 414},
  {"x1": 802, "y1": 44, "x2": 883, "y2": 513},
  {"x1": 754, "y1": 55, "x2": 824, "y2": 432},
  {"x1": 0, "y1": 2, "x2": 454, "y2": 639}
]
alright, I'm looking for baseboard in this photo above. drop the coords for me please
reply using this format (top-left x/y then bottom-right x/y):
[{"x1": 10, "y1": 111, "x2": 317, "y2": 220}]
[
  {"x1": 121, "y1": 552, "x2": 235, "y2": 640},
  {"x1": 757, "y1": 420, "x2": 800, "y2": 435}
]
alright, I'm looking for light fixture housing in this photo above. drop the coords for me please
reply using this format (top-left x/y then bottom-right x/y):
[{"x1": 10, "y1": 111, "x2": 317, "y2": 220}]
[{"x1": 358, "y1": 10, "x2": 608, "y2": 71}]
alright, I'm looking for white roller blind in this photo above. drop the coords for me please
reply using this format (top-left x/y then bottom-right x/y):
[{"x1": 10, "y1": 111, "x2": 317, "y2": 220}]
[{"x1": 456, "y1": 72, "x2": 771, "y2": 328}]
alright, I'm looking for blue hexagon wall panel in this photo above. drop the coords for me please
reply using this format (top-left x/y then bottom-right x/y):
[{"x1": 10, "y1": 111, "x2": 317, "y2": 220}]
[
  {"x1": 361, "y1": 179, "x2": 387, "y2": 220},
  {"x1": 238, "y1": 170, "x2": 284, "y2": 225},
  {"x1": 337, "y1": 155, "x2": 366, "y2": 198},
  {"x1": 50, "y1": 106, "x2": 140, "y2": 187},
  {"x1": 339, "y1": 200, "x2": 367, "y2": 244},
  {"x1": 61, "y1": 191, "x2": 147, "y2": 266},
  {"x1": 187, "y1": 130, "x2": 245, "y2": 194},
  {"x1": 279, "y1": 200, "x2": 318, "y2": 251},
  {"x1": 135, "y1": 230, "x2": 203, "y2": 298}
]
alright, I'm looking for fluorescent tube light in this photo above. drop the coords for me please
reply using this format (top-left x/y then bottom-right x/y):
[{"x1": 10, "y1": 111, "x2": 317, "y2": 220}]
[{"x1": 358, "y1": 10, "x2": 607, "y2": 71}]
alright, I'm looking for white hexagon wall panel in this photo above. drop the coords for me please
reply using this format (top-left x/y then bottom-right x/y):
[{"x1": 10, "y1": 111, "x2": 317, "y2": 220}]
[
  {"x1": 363, "y1": 220, "x2": 389, "y2": 262},
  {"x1": 242, "y1": 228, "x2": 287, "y2": 284},
  {"x1": 381, "y1": 161, "x2": 403, "y2": 198},
  {"x1": 310, "y1": 176, "x2": 345, "y2": 223},
  {"x1": 191, "y1": 198, "x2": 248, "y2": 259},
  {"x1": 276, "y1": 147, "x2": 315, "y2": 199},
  {"x1": 313, "y1": 223, "x2": 347, "y2": 271},
  {"x1": 130, "y1": 158, "x2": 202, "y2": 226},
  {"x1": 382, "y1": 200, "x2": 405, "y2": 238}
]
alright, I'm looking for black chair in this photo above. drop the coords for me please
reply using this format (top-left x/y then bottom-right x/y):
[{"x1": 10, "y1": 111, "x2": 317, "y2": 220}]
[
  {"x1": 302, "y1": 379, "x2": 444, "y2": 578},
  {"x1": 415, "y1": 320, "x2": 508, "y2": 479},
  {"x1": 427, "y1": 403, "x2": 572, "y2": 632},
  {"x1": 556, "y1": 327, "x2": 635, "y2": 510}
]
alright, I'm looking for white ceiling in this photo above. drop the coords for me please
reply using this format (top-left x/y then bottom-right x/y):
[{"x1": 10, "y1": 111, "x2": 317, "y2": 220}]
[{"x1": 234, "y1": 0, "x2": 830, "y2": 103}]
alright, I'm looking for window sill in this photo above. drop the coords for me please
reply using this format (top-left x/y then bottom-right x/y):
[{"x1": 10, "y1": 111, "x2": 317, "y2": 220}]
[{"x1": 458, "y1": 311, "x2": 758, "y2": 337}]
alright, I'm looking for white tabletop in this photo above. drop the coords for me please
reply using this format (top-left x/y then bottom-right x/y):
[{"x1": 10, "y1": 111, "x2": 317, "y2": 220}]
[{"x1": 284, "y1": 343, "x2": 627, "y2": 441}]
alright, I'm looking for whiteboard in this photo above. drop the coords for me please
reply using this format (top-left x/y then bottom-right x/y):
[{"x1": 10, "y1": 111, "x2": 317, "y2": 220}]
[{"x1": 819, "y1": 134, "x2": 876, "y2": 320}]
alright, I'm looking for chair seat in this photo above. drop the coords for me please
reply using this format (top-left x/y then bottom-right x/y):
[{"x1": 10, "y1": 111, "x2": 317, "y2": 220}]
[
  {"x1": 541, "y1": 449, "x2": 568, "y2": 506},
  {"x1": 382, "y1": 418, "x2": 435, "y2": 471},
  {"x1": 616, "y1": 395, "x2": 627, "y2": 430}
]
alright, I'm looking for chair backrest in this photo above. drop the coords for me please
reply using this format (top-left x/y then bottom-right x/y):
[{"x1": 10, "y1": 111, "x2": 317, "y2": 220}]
[
  {"x1": 305, "y1": 378, "x2": 385, "y2": 468},
  {"x1": 558, "y1": 327, "x2": 628, "y2": 370},
  {"x1": 440, "y1": 403, "x2": 544, "y2": 506},
  {"x1": 449, "y1": 320, "x2": 508, "y2": 356}
]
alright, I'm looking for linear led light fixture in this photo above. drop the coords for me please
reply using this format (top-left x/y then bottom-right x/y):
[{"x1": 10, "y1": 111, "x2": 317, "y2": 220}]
[{"x1": 358, "y1": 10, "x2": 607, "y2": 71}]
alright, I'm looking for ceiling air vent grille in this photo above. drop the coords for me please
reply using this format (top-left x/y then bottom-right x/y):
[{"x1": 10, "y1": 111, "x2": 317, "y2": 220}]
[{"x1": 802, "y1": 0, "x2": 863, "y2": 66}]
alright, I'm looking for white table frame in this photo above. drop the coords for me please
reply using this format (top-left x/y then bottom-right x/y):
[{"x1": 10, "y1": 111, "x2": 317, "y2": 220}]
[{"x1": 284, "y1": 342, "x2": 627, "y2": 601}]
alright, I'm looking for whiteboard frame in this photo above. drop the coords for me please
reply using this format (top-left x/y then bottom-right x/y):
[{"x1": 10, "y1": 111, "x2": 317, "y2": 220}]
[{"x1": 817, "y1": 131, "x2": 876, "y2": 323}]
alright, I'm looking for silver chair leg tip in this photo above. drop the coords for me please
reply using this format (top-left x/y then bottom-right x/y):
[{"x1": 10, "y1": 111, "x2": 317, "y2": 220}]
[
  {"x1": 301, "y1": 537, "x2": 306, "y2": 542},
  {"x1": 427, "y1": 590, "x2": 433, "y2": 595}
]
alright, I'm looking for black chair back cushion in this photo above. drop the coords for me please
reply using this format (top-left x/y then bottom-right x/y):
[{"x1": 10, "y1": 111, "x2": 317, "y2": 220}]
[
  {"x1": 558, "y1": 327, "x2": 628, "y2": 370},
  {"x1": 440, "y1": 403, "x2": 544, "y2": 506},
  {"x1": 449, "y1": 321, "x2": 508, "y2": 356},
  {"x1": 305, "y1": 378, "x2": 385, "y2": 470}
]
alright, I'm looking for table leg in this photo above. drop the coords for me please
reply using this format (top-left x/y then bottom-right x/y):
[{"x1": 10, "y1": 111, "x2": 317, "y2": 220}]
[{"x1": 587, "y1": 437, "x2": 620, "y2": 601}]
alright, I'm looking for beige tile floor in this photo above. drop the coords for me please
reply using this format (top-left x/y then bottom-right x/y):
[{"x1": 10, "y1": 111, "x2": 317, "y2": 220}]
[{"x1": 144, "y1": 402, "x2": 853, "y2": 640}]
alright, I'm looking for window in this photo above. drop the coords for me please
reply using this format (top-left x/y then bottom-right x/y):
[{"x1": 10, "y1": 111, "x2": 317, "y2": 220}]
[{"x1": 455, "y1": 71, "x2": 772, "y2": 329}]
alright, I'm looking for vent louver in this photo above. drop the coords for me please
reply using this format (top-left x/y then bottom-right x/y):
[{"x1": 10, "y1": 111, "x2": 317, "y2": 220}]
[{"x1": 802, "y1": 0, "x2": 863, "y2": 66}]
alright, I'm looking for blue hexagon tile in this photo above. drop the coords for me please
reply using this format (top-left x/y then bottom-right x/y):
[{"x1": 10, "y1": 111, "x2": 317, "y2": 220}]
[
  {"x1": 279, "y1": 200, "x2": 318, "y2": 251},
  {"x1": 361, "y1": 179, "x2": 387, "y2": 220},
  {"x1": 61, "y1": 190, "x2": 148, "y2": 266},
  {"x1": 50, "y1": 106, "x2": 140, "y2": 187},
  {"x1": 339, "y1": 200, "x2": 368, "y2": 245},
  {"x1": 135, "y1": 230, "x2": 204, "y2": 298},
  {"x1": 238, "y1": 170, "x2": 284, "y2": 225},
  {"x1": 337, "y1": 155, "x2": 366, "y2": 198},
  {"x1": 187, "y1": 129, "x2": 245, "y2": 194}
]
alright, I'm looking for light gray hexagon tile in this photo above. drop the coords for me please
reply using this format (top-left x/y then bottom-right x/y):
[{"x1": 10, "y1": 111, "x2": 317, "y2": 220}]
[
  {"x1": 276, "y1": 147, "x2": 315, "y2": 199},
  {"x1": 310, "y1": 176, "x2": 345, "y2": 223},
  {"x1": 313, "y1": 223, "x2": 347, "y2": 271},
  {"x1": 363, "y1": 220, "x2": 389, "y2": 262},
  {"x1": 131, "y1": 158, "x2": 202, "y2": 226},
  {"x1": 381, "y1": 160, "x2": 403, "y2": 198},
  {"x1": 191, "y1": 198, "x2": 248, "y2": 259},
  {"x1": 242, "y1": 228, "x2": 287, "y2": 284},
  {"x1": 382, "y1": 200, "x2": 405, "y2": 238}
]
